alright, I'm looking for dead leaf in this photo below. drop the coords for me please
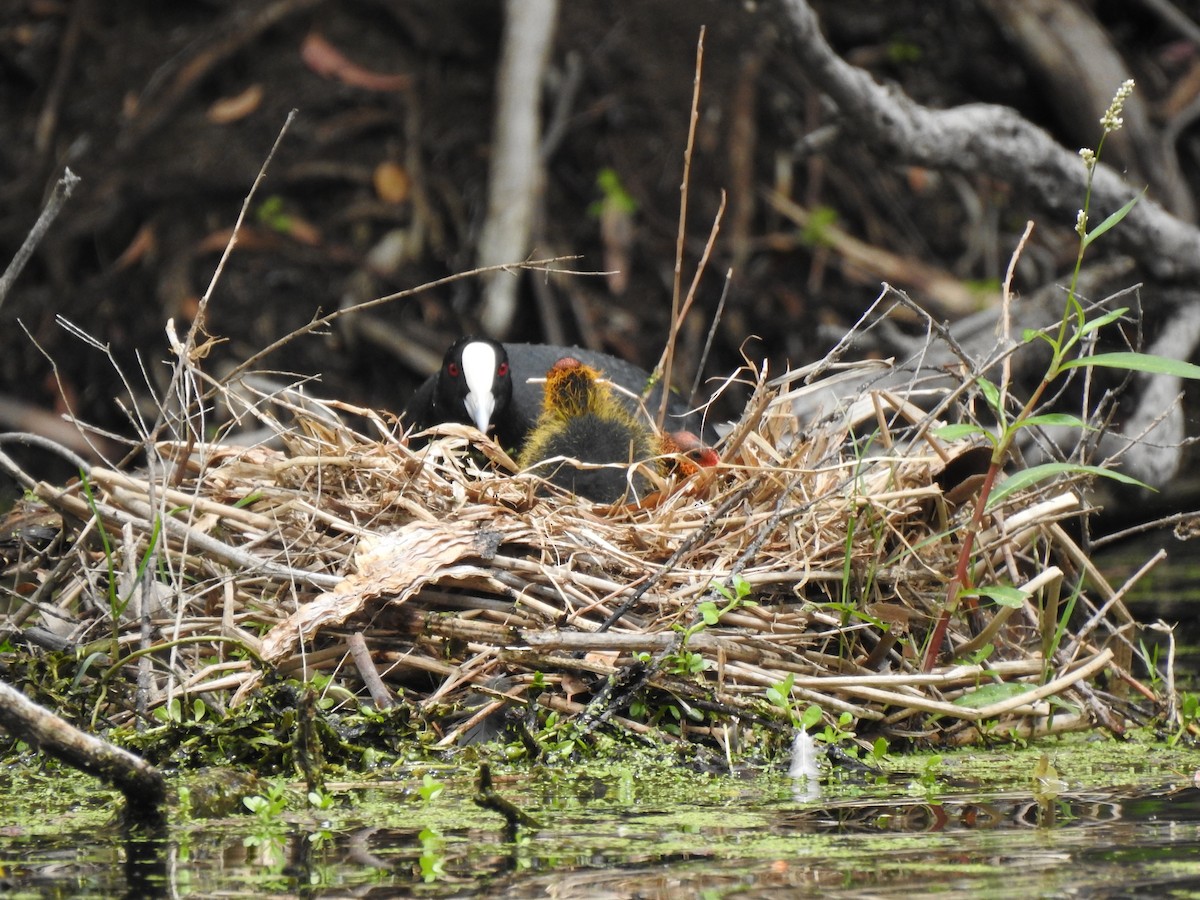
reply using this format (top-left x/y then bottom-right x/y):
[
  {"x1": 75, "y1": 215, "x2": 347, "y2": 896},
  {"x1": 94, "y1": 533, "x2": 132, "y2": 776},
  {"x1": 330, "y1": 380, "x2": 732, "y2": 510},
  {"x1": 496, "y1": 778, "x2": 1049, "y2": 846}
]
[
  {"x1": 207, "y1": 84, "x2": 265, "y2": 124},
  {"x1": 301, "y1": 32, "x2": 412, "y2": 92},
  {"x1": 260, "y1": 518, "x2": 523, "y2": 663},
  {"x1": 112, "y1": 222, "x2": 157, "y2": 271},
  {"x1": 373, "y1": 161, "x2": 410, "y2": 204}
]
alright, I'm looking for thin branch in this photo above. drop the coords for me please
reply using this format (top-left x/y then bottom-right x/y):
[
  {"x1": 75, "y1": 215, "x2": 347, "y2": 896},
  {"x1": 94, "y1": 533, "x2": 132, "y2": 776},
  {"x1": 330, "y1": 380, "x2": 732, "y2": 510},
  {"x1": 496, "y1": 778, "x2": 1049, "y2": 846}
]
[
  {"x1": 0, "y1": 168, "x2": 81, "y2": 312},
  {"x1": 780, "y1": 0, "x2": 1200, "y2": 280},
  {"x1": 658, "y1": 27, "x2": 706, "y2": 427}
]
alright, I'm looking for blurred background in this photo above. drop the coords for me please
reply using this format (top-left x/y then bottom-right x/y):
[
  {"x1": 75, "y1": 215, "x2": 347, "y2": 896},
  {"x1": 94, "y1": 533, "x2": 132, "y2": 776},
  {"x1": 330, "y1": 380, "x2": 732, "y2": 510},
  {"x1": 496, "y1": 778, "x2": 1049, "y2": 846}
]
[{"x1": 2, "y1": 0, "x2": 1197, "y2": 514}]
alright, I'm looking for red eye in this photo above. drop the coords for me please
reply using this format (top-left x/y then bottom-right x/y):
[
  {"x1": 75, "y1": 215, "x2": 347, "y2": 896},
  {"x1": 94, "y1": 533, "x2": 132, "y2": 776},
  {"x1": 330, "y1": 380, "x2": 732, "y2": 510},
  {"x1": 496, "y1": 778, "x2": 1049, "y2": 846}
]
[
  {"x1": 497, "y1": 362, "x2": 509, "y2": 376},
  {"x1": 447, "y1": 363, "x2": 460, "y2": 377}
]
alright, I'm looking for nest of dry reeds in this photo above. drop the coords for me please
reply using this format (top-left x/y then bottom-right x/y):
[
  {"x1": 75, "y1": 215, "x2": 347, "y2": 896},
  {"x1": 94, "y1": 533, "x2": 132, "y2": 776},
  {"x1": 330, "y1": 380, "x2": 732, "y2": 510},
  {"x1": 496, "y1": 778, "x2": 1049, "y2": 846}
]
[{"x1": 0, "y1": 338, "x2": 1159, "y2": 757}]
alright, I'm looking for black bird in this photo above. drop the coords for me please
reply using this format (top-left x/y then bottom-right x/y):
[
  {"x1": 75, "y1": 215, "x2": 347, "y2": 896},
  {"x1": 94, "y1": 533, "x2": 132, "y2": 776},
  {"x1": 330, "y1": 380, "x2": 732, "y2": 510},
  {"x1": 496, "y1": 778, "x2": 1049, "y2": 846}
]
[
  {"x1": 402, "y1": 336, "x2": 711, "y2": 452},
  {"x1": 517, "y1": 356, "x2": 662, "y2": 503}
]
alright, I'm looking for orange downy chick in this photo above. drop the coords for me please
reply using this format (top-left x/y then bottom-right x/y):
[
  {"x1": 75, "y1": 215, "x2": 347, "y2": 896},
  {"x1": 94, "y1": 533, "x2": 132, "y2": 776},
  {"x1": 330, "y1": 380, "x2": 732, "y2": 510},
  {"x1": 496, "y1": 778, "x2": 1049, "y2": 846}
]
[
  {"x1": 517, "y1": 358, "x2": 663, "y2": 503},
  {"x1": 662, "y1": 429, "x2": 720, "y2": 477}
]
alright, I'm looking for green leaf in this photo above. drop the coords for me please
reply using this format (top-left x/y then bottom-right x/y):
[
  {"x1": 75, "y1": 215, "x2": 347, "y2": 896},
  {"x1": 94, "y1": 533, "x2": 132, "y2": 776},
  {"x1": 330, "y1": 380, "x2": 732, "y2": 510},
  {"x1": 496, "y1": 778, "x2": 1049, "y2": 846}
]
[
  {"x1": 1023, "y1": 327, "x2": 1056, "y2": 347},
  {"x1": 961, "y1": 584, "x2": 1027, "y2": 609},
  {"x1": 801, "y1": 205, "x2": 840, "y2": 247},
  {"x1": 418, "y1": 773, "x2": 444, "y2": 803},
  {"x1": 1059, "y1": 351, "x2": 1200, "y2": 379},
  {"x1": 1013, "y1": 413, "x2": 1092, "y2": 431},
  {"x1": 699, "y1": 601, "x2": 720, "y2": 626},
  {"x1": 987, "y1": 462, "x2": 1150, "y2": 508},
  {"x1": 1082, "y1": 191, "x2": 1144, "y2": 249},
  {"x1": 767, "y1": 674, "x2": 795, "y2": 709},
  {"x1": 1078, "y1": 307, "x2": 1128, "y2": 336},
  {"x1": 800, "y1": 704, "x2": 823, "y2": 730},
  {"x1": 976, "y1": 376, "x2": 1001, "y2": 412},
  {"x1": 952, "y1": 681, "x2": 1034, "y2": 708},
  {"x1": 934, "y1": 423, "x2": 992, "y2": 442}
]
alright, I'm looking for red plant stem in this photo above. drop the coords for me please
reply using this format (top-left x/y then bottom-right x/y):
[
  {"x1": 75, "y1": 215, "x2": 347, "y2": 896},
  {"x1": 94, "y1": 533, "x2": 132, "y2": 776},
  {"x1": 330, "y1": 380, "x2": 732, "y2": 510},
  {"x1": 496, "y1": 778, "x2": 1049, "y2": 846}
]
[
  {"x1": 920, "y1": 356, "x2": 1061, "y2": 674},
  {"x1": 920, "y1": 460, "x2": 1002, "y2": 672}
]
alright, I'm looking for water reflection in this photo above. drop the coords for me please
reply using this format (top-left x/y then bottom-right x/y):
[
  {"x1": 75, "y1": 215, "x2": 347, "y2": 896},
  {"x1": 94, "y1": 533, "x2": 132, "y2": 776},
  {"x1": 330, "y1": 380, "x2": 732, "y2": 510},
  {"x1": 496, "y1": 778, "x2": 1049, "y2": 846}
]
[{"x1": 4, "y1": 779, "x2": 1199, "y2": 897}]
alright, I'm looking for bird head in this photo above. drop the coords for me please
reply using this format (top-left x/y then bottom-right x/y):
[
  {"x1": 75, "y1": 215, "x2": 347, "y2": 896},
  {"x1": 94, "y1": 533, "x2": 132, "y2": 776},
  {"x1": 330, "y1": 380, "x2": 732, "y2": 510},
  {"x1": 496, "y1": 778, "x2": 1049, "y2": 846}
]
[
  {"x1": 663, "y1": 430, "x2": 720, "y2": 476},
  {"x1": 542, "y1": 357, "x2": 605, "y2": 420},
  {"x1": 435, "y1": 336, "x2": 512, "y2": 434}
]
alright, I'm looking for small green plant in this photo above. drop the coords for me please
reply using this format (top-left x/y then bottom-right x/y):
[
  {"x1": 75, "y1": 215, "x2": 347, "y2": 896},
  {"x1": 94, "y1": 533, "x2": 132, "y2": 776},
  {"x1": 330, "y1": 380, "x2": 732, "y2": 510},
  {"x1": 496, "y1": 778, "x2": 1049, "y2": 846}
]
[
  {"x1": 79, "y1": 468, "x2": 166, "y2": 655},
  {"x1": 1169, "y1": 691, "x2": 1199, "y2": 747},
  {"x1": 912, "y1": 753, "x2": 944, "y2": 791},
  {"x1": 418, "y1": 827, "x2": 447, "y2": 883},
  {"x1": 780, "y1": 702, "x2": 891, "y2": 764},
  {"x1": 305, "y1": 788, "x2": 337, "y2": 849},
  {"x1": 244, "y1": 779, "x2": 289, "y2": 818},
  {"x1": 668, "y1": 649, "x2": 707, "y2": 677},
  {"x1": 867, "y1": 735, "x2": 889, "y2": 762},
  {"x1": 589, "y1": 167, "x2": 639, "y2": 218},
  {"x1": 886, "y1": 40, "x2": 922, "y2": 65},
  {"x1": 417, "y1": 772, "x2": 444, "y2": 803},
  {"x1": 800, "y1": 204, "x2": 839, "y2": 247},
  {"x1": 152, "y1": 695, "x2": 211, "y2": 726},
  {"x1": 256, "y1": 195, "x2": 294, "y2": 233},
  {"x1": 243, "y1": 779, "x2": 291, "y2": 870},
  {"x1": 812, "y1": 709, "x2": 857, "y2": 747},
  {"x1": 531, "y1": 710, "x2": 592, "y2": 758},
  {"x1": 965, "y1": 643, "x2": 996, "y2": 666},
  {"x1": 1138, "y1": 639, "x2": 1163, "y2": 691},
  {"x1": 923, "y1": 80, "x2": 1200, "y2": 671},
  {"x1": 766, "y1": 673, "x2": 798, "y2": 724},
  {"x1": 666, "y1": 575, "x2": 756, "y2": 676},
  {"x1": 307, "y1": 786, "x2": 335, "y2": 812}
]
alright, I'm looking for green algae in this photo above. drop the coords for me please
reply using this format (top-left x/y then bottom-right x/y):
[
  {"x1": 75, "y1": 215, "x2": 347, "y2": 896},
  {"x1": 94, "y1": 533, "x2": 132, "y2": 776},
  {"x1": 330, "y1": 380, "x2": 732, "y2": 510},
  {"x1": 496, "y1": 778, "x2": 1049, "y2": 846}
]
[{"x1": 1, "y1": 741, "x2": 1198, "y2": 897}]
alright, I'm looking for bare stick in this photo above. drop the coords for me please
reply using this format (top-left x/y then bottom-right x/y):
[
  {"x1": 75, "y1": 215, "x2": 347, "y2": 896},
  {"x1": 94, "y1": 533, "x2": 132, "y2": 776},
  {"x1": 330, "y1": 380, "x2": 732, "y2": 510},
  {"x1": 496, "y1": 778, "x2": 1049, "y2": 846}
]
[
  {"x1": 221, "y1": 256, "x2": 582, "y2": 387},
  {"x1": 658, "y1": 27, "x2": 706, "y2": 425},
  {"x1": 780, "y1": 0, "x2": 1200, "y2": 282},
  {"x1": 997, "y1": 220, "x2": 1036, "y2": 433},
  {"x1": 690, "y1": 268, "x2": 732, "y2": 405},
  {"x1": 0, "y1": 168, "x2": 81, "y2": 312},
  {"x1": 659, "y1": 192, "x2": 725, "y2": 428},
  {"x1": 0, "y1": 679, "x2": 166, "y2": 824},
  {"x1": 184, "y1": 112, "x2": 295, "y2": 384},
  {"x1": 137, "y1": 112, "x2": 296, "y2": 475}
]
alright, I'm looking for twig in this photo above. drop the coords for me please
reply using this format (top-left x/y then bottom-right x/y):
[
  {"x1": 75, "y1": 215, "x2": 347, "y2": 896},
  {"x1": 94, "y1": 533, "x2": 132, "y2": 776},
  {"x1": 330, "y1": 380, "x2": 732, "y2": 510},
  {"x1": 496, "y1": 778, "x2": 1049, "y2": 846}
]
[
  {"x1": 659, "y1": 191, "x2": 726, "y2": 429},
  {"x1": 0, "y1": 432, "x2": 92, "y2": 476},
  {"x1": 0, "y1": 168, "x2": 81, "y2": 311},
  {"x1": 658, "y1": 27, "x2": 706, "y2": 429},
  {"x1": 779, "y1": 0, "x2": 1200, "y2": 281},
  {"x1": 150, "y1": 110, "x2": 297, "y2": 461},
  {"x1": 690, "y1": 269, "x2": 733, "y2": 408},
  {"x1": 220, "y1": 256, "x2": 580, "y2": 389},
  {"x1": 0, "y1": 680, "x2": 166, "y2": 825},
  {"x1": 346, "y1": 632, "x2": 395, "y2": 708}
]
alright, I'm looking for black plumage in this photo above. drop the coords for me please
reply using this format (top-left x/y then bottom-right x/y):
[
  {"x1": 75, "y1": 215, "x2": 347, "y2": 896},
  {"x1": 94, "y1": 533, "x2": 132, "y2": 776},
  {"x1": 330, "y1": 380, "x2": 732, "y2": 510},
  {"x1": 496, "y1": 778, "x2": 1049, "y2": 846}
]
[{"x1": 402, "y1": 336, "x2": 709, "y2": 452}]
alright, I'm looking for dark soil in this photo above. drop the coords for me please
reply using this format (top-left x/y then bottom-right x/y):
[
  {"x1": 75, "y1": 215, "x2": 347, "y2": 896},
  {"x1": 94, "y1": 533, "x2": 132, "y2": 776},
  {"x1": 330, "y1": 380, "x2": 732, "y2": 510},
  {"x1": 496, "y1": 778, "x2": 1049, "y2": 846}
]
[{"x1": 1, "y1": 1, "x2": 1196, "y2": 488}]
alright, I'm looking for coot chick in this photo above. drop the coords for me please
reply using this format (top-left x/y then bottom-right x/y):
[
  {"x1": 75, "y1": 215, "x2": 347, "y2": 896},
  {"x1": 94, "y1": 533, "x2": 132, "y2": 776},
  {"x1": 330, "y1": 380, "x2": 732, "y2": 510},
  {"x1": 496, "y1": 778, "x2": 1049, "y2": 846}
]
[
  {"x1": 517, "y1": 357, "x2": 661, "y2": 503},
  {"x1": 661, "y1": 429, "x2": 720, "y2": 477},
  {"x1": 402, "y1": 336, "x2": 711, "y2": 451}
]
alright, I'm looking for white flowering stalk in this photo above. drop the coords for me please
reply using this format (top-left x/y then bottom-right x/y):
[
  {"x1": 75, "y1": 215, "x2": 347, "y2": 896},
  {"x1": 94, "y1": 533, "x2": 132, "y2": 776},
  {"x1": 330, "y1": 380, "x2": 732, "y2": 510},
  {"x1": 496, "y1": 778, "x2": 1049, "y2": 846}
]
[{"x1": 1071, "y1": 80, "x2": 1137, "y2": 281}]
